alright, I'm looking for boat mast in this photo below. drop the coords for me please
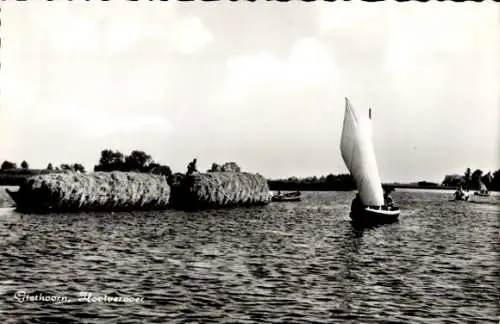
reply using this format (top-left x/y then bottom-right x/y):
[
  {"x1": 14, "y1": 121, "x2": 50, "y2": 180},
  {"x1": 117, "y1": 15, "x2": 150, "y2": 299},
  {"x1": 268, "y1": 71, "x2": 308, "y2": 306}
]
[{"x1": 369, "y1": 108, "x2": 372, "y2": 120}]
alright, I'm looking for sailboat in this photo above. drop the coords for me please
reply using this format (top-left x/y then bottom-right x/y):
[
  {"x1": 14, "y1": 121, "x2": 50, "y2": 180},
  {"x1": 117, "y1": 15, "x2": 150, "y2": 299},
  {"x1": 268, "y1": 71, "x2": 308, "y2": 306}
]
[
  {"x1": 474, "y1": 180, "x2": 490, "y2": 197},
  {"x1": 340, "y1": 97, "x2": 400, "y2": 225}
]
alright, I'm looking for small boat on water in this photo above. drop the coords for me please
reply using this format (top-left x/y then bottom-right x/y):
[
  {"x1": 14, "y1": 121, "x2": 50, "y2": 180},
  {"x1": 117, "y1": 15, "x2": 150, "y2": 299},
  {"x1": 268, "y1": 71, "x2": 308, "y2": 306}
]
[
  {"x1": 271, "y1": 191, "x2": 302, "y2": 202},
  {"x1": 451, "y1": 186, "x2": 470, "y2": 201},
  {"x1": 340, "y1": 98, "x2": 400, "y2": 226},
  {"x1": 474, "y1": 181, "x2": 490, "y2": 197}
]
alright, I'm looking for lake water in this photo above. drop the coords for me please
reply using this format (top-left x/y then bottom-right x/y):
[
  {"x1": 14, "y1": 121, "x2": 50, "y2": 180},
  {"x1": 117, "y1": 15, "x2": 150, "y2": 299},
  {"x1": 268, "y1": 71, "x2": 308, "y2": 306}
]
[{"x1": 0, "y1": 189, "x2": 499, "y2": 323}]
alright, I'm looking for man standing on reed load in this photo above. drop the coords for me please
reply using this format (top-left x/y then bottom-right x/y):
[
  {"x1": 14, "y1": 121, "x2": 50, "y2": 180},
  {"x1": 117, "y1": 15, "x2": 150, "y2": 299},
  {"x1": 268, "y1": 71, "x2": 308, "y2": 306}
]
[{"x1": 187, "y1": 158, "x2": 198, "y2": 176}]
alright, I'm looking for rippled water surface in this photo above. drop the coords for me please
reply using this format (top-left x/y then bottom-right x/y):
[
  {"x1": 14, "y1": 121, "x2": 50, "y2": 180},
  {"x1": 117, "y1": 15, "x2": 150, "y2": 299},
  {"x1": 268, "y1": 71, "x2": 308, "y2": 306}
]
[{"x1": 1, "y1": 189, "x2": 499, "y2": 323}]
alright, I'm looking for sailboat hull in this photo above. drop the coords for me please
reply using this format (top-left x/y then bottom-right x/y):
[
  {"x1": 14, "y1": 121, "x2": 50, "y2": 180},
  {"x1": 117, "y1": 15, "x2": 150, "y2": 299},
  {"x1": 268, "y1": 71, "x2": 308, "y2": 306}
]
[{"x1": 350, "y1": 206, "x2": 400, "y2": 226}]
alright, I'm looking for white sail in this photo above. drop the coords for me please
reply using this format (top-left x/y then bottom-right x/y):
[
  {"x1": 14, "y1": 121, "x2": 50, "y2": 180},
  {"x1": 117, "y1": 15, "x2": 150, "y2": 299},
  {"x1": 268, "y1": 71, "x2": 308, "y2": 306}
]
[
  {"x1": 340, "y1": 98, "x2": 385, "y2": 206},
  {"x1": 479, "y1": 180, "x2": 487, "y2": 191}
]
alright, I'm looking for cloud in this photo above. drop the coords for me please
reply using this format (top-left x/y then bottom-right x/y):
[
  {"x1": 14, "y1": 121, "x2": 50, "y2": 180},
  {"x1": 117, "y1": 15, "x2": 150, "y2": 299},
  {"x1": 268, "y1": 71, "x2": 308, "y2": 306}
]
[
  {"x1": 187, "y1": 36, "x2": 343, "y2": 177},
  {"x1": 1, "y1": 2, "x2": 497, "y2": 179},
  {"x1": 5, "y1": 102, "x2": 172, "y2": 139},
  {"x1": 318, "y1": 1, "x2": 391, "y2": 33},
  {"x1": 384, "y1": 4, "x2": 497, "y2": 70},
  {"x1": 80, "y1": 113, "x2": 172, "y2": 138},
  {"x1": 208, "y1": 36, "x2": 340, "y2": 147},
  {"x1": 21, "y1": 2, "x2": 213, "y2": 55},
  {"x1": 1, "y1": 2, "x2": 205, "y2": 140},
  {"x1": 168, "y1": 16, "x2": 214, "y2": 55},
  {"x1": 316, "y1": 2, "x2": 498, "y2": 69},
  {"x1": 222, "y1": 37, "x2": 335, "y2": 101},
  {"x1": 0, "y1": 76, "x2": 36, "y2": 111},
  {"x1": 43, "y1": 9, "x2": 100, "y2": 54}
]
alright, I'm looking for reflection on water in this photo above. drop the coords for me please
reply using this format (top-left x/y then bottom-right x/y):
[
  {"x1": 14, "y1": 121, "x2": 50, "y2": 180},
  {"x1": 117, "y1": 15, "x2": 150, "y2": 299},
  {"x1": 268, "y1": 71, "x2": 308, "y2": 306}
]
[{"x1": 0, "y1": 190, "x2": 498, "y2": 323}]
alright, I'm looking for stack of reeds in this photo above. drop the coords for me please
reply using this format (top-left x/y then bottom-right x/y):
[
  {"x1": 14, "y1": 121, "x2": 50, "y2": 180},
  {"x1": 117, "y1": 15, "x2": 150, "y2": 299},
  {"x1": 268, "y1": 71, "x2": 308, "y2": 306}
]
[
  {"x1": 172, "y1": 171, "x2": 271, "y2": 209},
  {"x1": 13, "y1": 172, "x2": 170, "y2": 212}
]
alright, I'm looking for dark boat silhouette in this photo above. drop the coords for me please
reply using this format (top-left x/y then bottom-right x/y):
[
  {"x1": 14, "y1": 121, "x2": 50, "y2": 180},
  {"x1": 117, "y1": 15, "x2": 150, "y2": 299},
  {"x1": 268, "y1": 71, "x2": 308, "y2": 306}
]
[{"x1": 271, "y1": 191, "x2": 301, "y2": 202}]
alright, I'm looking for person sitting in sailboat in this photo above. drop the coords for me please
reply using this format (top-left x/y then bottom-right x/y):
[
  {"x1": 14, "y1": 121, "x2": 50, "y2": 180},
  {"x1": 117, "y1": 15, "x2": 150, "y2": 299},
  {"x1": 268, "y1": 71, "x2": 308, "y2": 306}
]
[
  {"x1": 380, "y1": 186, "x2": 394, "y2": 209},
  {"x1": 384, "y1": 191, "x2": 394, "y2": 210}
]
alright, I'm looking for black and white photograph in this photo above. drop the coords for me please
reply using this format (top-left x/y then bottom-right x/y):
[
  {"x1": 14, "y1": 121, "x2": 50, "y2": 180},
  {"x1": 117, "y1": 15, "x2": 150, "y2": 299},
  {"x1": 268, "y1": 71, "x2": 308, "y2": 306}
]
[{"x1": 0, "y1": 1, "x2": 499, "y2": 323}]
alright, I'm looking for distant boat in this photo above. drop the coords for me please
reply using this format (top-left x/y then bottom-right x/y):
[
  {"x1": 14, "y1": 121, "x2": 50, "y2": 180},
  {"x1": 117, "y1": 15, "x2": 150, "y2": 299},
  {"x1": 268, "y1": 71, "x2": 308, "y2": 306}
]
[
  {"x1": 474, "y1": 180, "x2": 490, "y2": 197},
  {"x1": 340, "y1": 98, "x2": 400, "y2": 225},
  {"x1": 271, "y1": 191, "x2": 301, "y2": 202},
  {"x1": 453, "y1": 189, "x2": 470, "y2": 201}
]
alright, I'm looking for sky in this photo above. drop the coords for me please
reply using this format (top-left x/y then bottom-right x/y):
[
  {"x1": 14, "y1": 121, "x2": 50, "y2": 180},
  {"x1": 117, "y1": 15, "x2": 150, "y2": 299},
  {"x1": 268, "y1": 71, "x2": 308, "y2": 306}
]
[{"x1": 0, "y1": 2, "x2": 498, "y2": 183}]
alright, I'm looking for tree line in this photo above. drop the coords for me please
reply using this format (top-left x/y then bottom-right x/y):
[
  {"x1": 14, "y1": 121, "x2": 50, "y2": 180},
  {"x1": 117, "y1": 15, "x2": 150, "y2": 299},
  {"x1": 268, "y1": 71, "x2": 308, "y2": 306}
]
[
  {"x1": 0, "y1": 151, "x2": 241, "y2": 182},
  {"x1": 2, "y1": 154, "x2": 499, "y2": 191},
  {"x1": 442, "y1": 168, "x2": 500, "y2": 191},
  {"x1": 0, "y1": 150, "x2": 172, "y2": 176},
  {"x1": 1, "y1": 160, "x2": 31, "y2": 171},
  {"x1": 268, "y1": 174, "x2": 356, "y2": 191},
  {"x1": 1, "y1": 160, "x2": 85, "y2": 173},
  {"x1": 93, "y1": 149, "x2": 172, "y2": 177}
]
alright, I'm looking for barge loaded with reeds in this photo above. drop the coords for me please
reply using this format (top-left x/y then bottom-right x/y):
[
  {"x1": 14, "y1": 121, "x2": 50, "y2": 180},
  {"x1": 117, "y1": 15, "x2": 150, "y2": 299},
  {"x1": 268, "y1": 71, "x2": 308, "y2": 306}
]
[
  {"x1": 6, "y1": 164, "x2": 271, "y2": 213},
  {"x1": 170, "y1": 171, "x2": 272, "y2": 210},
  {"x1": 6, "y1": 171, "x2": 171, "y2": 213}
]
